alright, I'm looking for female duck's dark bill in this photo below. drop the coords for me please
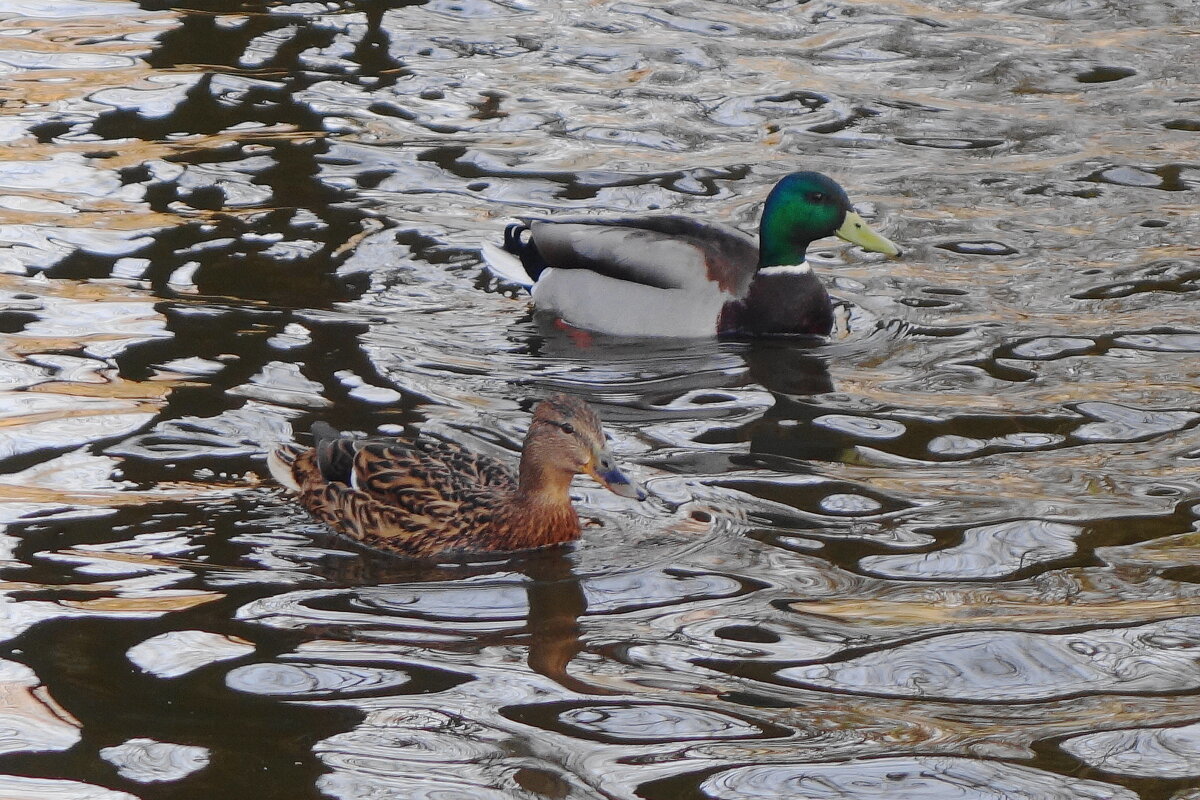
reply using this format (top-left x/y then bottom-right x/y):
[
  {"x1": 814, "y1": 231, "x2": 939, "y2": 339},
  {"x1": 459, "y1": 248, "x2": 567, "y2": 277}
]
[{"x1": 593, "y1": 463, "x2": 648, "y2": 500}]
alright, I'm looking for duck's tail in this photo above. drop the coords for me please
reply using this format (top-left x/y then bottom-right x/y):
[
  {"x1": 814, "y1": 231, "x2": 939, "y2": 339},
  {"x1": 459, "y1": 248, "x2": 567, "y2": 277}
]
[
  {"x1": 266, "y1": 443, "x2": 304, "y2": 492},
  {"x1": 311, "y1": 421, "x2": 363, "y2": 487},
  {"x1": 268, "y1": 422, "x2": 357, "y2": 492},
  {"x1": 480, "y1": 223, "x2": 547, "y2": 288}
]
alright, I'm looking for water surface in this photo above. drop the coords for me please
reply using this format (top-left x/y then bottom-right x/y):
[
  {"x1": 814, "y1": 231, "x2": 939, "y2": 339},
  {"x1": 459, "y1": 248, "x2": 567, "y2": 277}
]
[{"x1": 0, "y1": 0, "x2": 1198, "y2": 798}]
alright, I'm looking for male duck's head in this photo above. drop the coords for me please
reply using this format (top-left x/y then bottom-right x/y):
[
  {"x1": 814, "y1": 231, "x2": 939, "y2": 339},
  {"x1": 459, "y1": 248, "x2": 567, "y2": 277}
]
[{"x1": 758, "y1": 171, "x2": 900, "y2": 268}]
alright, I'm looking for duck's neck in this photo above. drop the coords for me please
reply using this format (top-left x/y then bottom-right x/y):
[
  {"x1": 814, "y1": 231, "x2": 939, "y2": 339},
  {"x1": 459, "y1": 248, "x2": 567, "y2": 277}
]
[
  {"x1": 758, "y1": 210, "x2": 813, "y2": 269},
  {"x1": 497, "y1": 454, "x2": 581, "y2": 549},
  {"x1": 758, "y1": 239, "x2": 809, "y2": 269}
]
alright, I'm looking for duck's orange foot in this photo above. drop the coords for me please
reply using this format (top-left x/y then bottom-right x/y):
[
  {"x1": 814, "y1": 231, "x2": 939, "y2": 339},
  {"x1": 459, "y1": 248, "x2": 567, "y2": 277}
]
[{"x1": 554, "y1": 318, "x2": 594, "y2": 348}]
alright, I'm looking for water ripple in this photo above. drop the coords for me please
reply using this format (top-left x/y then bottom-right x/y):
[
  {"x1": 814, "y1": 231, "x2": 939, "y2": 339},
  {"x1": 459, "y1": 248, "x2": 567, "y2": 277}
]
[
  {"x1": 1062, "y1": 720, "x2": 1200, "y2": 778},
  {"x1": 316, "y1": 708, "x2": 524, "y2": 800},
  {"x1": 0, "y1": 659, "x2": 79, "y2": 756},
  {"x1": 1072, "y1": 402, "x2": 1198, "y2": 443},
  {"x1": 127, "y1": 630, "x2": 255, "y2": 679},
  {"x1": 225, "y1": 661, "x2": 413, "y2": 699},
  {"x1": 0, "y1": 776, "x2": 137, "y2": 800},
  {"x1": 861, "y1": 520, "x2": 1081, "y2": 580},
  {"x1": 696, "y1": 756, "x2": 1135, "y2": 800},
  {"x1": 99, "y1": 738, "x2": 210, "y2": 783},
  {"x1": 503, "y1": 700, "x2": 788, "y2": 745},
  {"x1": 779, "y1": 617, "x2": 1200, "y2": 702}
]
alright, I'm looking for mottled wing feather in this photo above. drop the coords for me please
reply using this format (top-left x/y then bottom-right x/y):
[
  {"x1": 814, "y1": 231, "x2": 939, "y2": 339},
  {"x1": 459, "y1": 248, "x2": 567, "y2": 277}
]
[
  {"x1": 411, "y1": 438, "x2": 517, "y2": 491},
  {"x1": 288, "y1": 449, "x2": 505, "y2": 558},
  {"x1": 526, "y1": 215, "x2": 758, "y2": 295},
  {"x1": 349, "y1": 442, "x2": 500, "y2": 511}
]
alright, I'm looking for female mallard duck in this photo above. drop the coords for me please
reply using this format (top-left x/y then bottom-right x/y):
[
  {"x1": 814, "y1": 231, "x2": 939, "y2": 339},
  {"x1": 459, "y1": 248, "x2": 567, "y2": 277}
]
[
  {"x1": 268, "y1": 395, "x2": 646, "y2": 558},
  {"x1": 481, "y1": 171, "x2": 900, "y2": 338}
]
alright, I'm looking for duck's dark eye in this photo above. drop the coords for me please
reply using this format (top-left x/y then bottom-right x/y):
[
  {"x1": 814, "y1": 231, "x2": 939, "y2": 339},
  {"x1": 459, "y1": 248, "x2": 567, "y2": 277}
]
[
  {"x1": 559, "y1": 422, "x2": 575, "y2": 434},
  {"x1": 809, "y1": 191, "x2": 826, "y2": 203}
]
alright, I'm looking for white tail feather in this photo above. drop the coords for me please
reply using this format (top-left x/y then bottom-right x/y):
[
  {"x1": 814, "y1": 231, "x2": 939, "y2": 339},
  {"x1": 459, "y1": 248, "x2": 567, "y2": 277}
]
[
  {"x1": 480, "y1": 242, "x2": 535, "y2": 288},
  {"x1": 266, "y1": 446, "x2": 301, "y2": 492}
]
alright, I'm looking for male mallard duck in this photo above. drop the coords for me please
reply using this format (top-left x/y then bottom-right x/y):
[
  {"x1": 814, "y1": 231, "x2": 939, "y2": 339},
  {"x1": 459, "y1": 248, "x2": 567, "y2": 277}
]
[
  {"x1": 268, "y1": 395, "x2": 645, "y2": 558},
  {"x1": 480, "y1": 171, "x2": 900, "y2": 338}
]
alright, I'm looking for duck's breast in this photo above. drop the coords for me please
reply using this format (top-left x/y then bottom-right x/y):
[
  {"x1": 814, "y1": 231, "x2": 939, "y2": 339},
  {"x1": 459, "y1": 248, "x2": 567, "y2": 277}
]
[{"x1": 718, "y1": 265, "x2": 834, "y2": 337}]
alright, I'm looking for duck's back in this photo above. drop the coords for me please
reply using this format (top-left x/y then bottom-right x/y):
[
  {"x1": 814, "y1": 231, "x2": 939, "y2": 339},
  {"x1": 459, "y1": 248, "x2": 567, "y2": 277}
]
[
  {"x1": 405, "y1": 438, "x2": 518, "y2": 494},
  {"x1": 526, "y1": 215, "x2": 759, "y2": 295}
]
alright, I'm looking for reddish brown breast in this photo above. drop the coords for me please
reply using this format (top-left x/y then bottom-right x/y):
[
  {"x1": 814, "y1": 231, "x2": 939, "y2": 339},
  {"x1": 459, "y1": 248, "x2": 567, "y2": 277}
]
[{"x1": 489, "y1": 497, "x2": 582, "y2": 551}]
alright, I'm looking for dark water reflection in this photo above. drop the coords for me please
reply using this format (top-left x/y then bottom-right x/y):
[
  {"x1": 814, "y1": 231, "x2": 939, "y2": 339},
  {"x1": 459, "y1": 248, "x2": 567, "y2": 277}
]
[{"x1": 0, "y1": 0, "x2": 1198, "y2": 798}]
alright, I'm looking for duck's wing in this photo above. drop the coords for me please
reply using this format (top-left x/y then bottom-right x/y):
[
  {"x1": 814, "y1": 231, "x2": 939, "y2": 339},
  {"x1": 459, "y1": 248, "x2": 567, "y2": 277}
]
[
  {"x1": 526, "y1": 216, "x2": 759, "y2": 295},
  {"x1": 309, "y1": 425, "x2": 515, "y2": 494},
  {"x1": 346, "y1": 442, "x2": 486, "y2": 513},
  {"x1": 288, "y1": 442, "x2": 512, "y2": 558},
  {"x1": 410, "y1": 438, "x2": 519, "y2": 491}
]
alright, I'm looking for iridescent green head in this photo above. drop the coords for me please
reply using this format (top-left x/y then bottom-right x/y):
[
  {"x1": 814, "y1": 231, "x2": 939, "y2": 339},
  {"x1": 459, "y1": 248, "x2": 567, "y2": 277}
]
[{"x1": 758, "y1": 171, "x2": 900, "y2": 268}]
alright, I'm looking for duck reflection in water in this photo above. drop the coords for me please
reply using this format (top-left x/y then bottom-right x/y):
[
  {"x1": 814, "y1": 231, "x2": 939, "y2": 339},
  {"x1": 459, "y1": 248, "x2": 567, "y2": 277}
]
[
  {"x1": 509, "y1": 324, "x2": 841, "y2": 466},
  {"x1": 696, "y1": 345, "x2": 850, "y2": 466}
]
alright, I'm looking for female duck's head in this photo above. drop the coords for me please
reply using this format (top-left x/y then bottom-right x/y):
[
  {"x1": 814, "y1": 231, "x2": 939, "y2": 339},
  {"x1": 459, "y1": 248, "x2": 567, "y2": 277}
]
[
  {"x1": 521, "y1": 394, "x2": 645, "y2": 500},
  {"x1": 758, "y1": 171, "x2": 900, "y2": 268}
]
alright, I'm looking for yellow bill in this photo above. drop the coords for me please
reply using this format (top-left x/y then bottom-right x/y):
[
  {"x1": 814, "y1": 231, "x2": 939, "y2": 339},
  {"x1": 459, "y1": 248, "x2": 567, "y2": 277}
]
[{"x1": 836, "y1": 211, "x2": 901, "y2": 257}]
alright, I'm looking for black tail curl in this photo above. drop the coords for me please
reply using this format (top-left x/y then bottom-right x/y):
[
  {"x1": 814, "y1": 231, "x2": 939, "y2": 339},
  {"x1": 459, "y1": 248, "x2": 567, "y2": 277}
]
[
  {"x1": 312, "y1": 422, "x2": 358, "y2": 485},
  {"x1": 502, "y1": 222, "x2": 528, "y2": 252},
  {"x1": 502, "y1": 222, "x2": 549, "y2": 281}
]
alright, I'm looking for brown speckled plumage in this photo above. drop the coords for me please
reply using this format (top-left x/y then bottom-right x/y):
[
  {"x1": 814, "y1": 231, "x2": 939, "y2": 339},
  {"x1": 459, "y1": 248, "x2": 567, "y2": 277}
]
[{"x1": 269, "y1": 395, "x2": 645, "y2": 559}]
